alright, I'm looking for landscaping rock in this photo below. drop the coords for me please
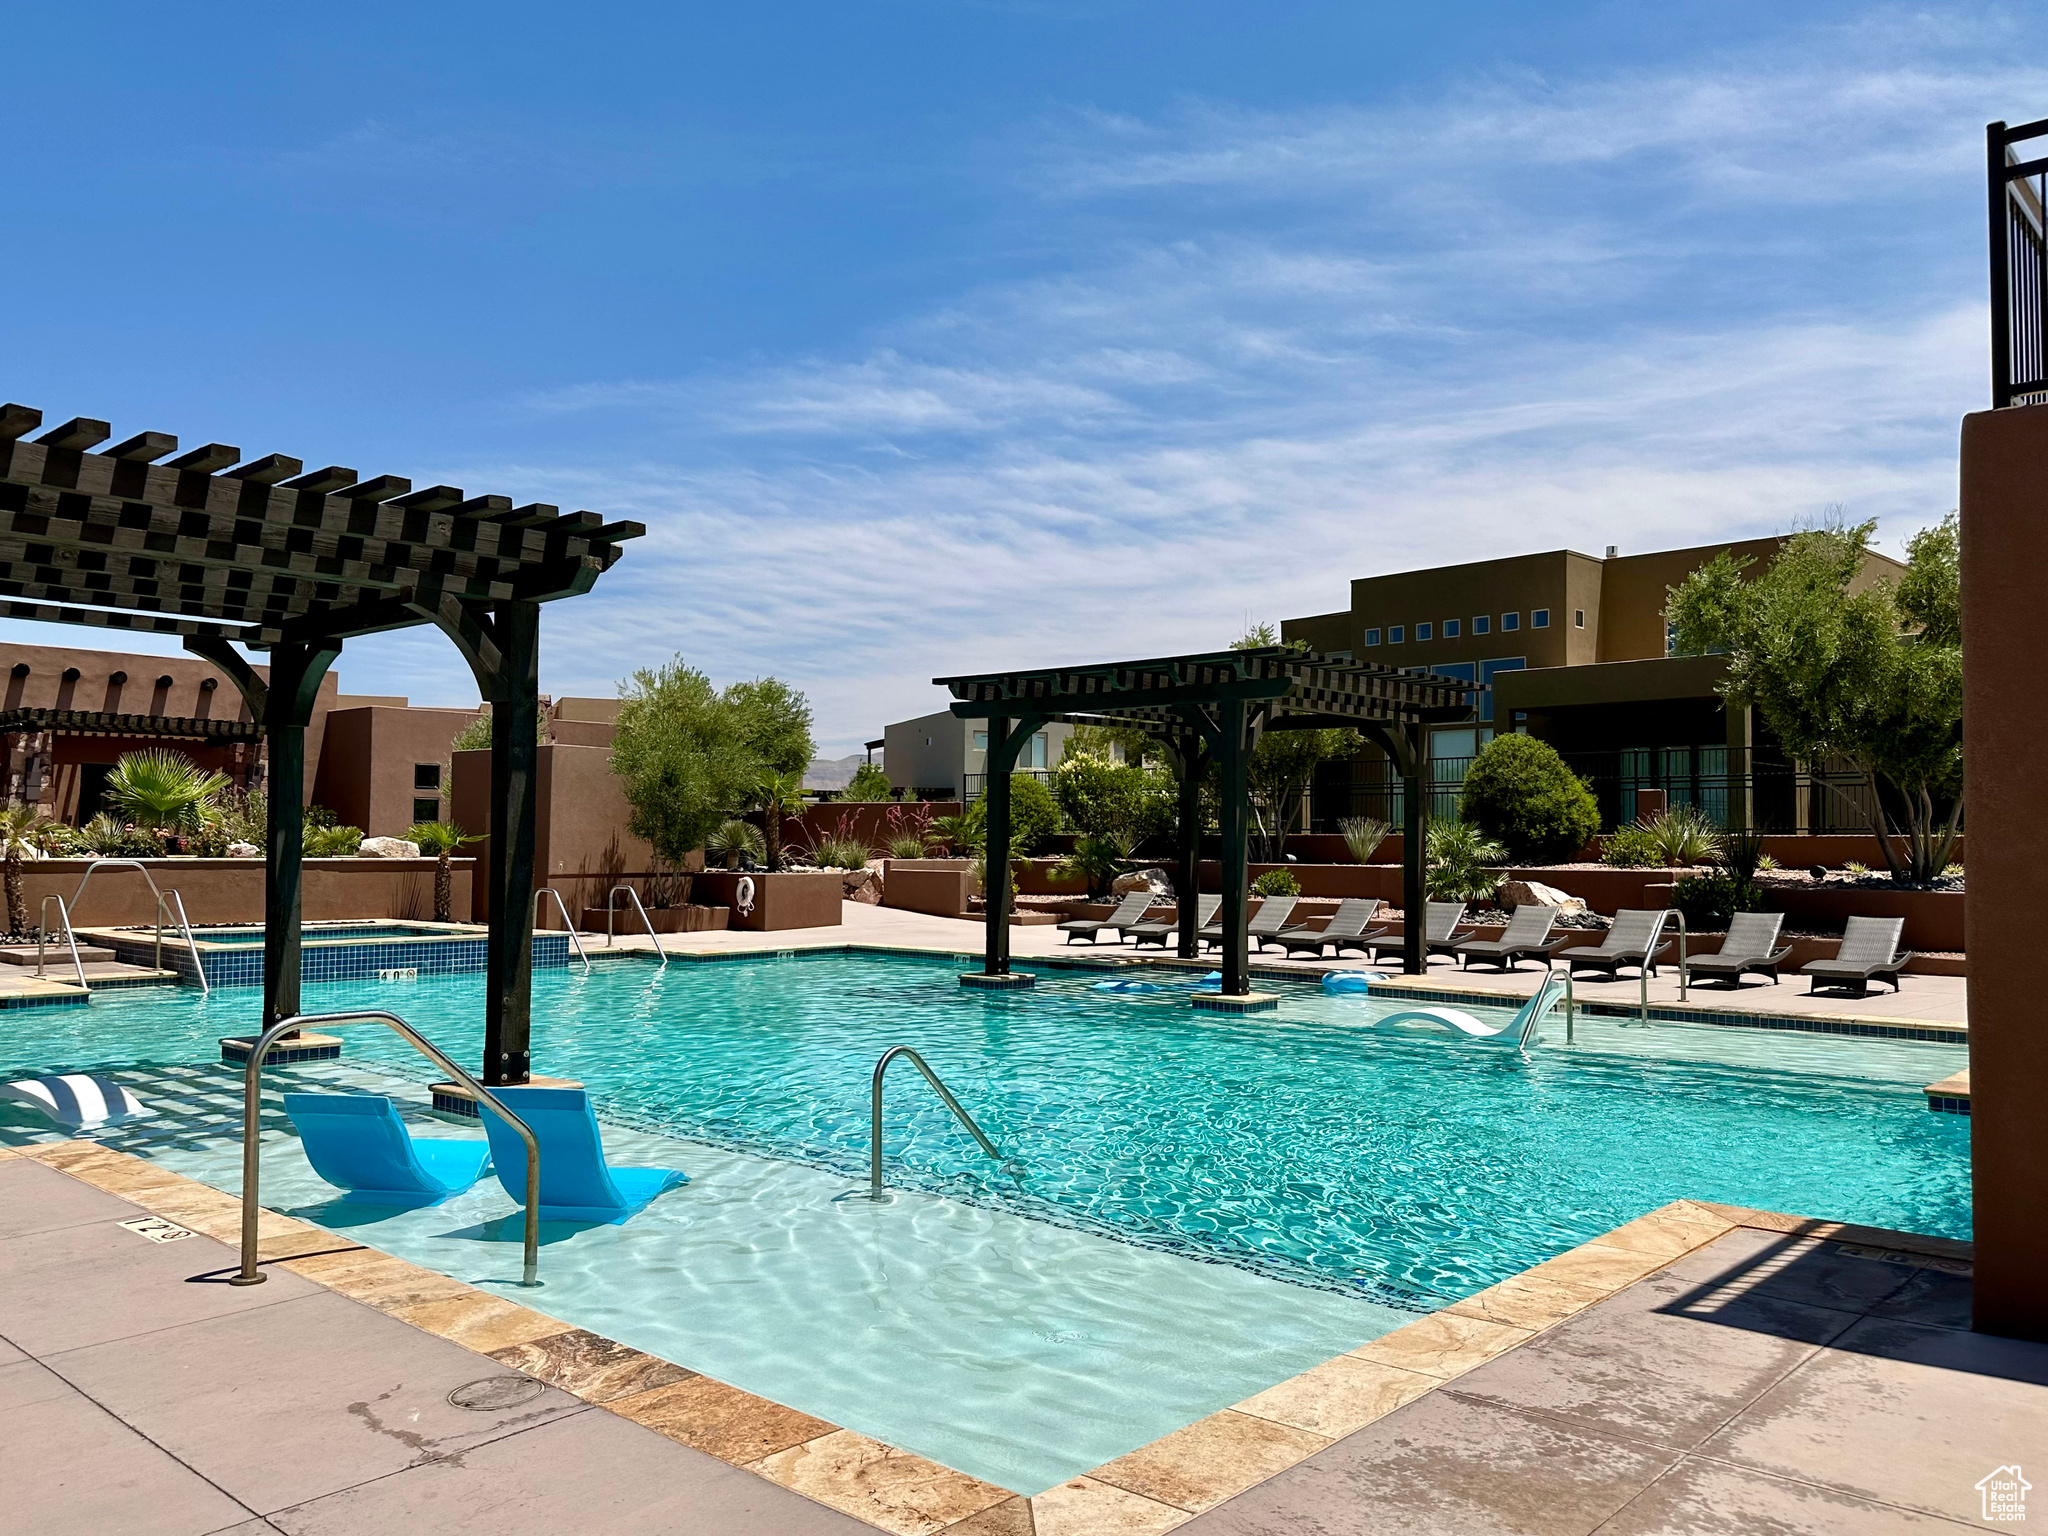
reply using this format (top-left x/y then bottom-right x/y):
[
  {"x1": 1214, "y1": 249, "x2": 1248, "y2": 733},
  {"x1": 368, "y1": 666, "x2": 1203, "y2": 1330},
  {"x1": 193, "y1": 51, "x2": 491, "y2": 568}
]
[
  {"x1": 227, "y1": 841, "x2": 260, "y2": 858},
  {"x1": 1113, "y1": 867, "x2": 1174, "y2": 898},
  {"x1": 357, "y1": 836, "x2": 422, "y2": 859},
  {"x1": 843, "y1": 867, "x2": 883, "y2": 904},
  {"x1": 1498, "y1": 878, "x2": 1587, "y2": 914}
]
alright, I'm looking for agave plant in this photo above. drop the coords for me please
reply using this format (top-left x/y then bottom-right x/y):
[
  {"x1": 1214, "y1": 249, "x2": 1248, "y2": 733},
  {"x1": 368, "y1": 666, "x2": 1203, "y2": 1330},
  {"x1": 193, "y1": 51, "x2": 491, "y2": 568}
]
[
  {"x1": 1337, "y1": 815, "x2": 1393, "y2": 864},
  {"x1": 0, "y1": 804, "x2": 52, "y2": 936},
  {"x1": 103, "y1": 750, "x2": 230, "y2": 834},
  {"x1": 1640, "y1": 804, "x2": 1723, "y2": 866},
  {"x1": 407, "y1": 820, "x2": 482, "y2": 921},
  {"x1": 706, "y1": 818, "x2": 767, "y2": 869}
]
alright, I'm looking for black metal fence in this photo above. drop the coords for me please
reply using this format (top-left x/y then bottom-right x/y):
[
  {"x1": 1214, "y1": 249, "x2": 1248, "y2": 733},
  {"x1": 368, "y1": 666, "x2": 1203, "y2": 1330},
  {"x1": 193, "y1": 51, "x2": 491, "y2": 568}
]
[
  {"x1": 1310, "y1": 747, "x2": 1881, "y2": 835},
  {"x1": 1992, "y1": 117, "x2": 2048, "y2": 408},
  {"x1": 960, "y1": 769, "x2": 1052, "y2": 802}
]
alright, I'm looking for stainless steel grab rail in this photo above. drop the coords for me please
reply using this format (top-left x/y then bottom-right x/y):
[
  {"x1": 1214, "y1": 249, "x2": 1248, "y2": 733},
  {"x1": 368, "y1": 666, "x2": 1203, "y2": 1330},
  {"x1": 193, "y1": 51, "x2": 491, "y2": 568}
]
[
  {"x1": 155, "y1": 890, "x2": 210, "y2": 996},
  {"x1": 533, "y1": 888, "x2": 591, "y2": 974},
  {"x1": 233, "y1": 1009, "x2": 541, "y2": 1288},
  {"x1": 864, "y1": 1045, "x2": 1005, "y2": 1199},
  {"x1": 70, "y1": 856, "x2": 167, "y2": 909},
  {"x1": 604, "y1": 885, "x2": 667, "y2": 968},
  {"x1": 1635, "y1": 910, "x2": 1688, "y2": 1024},
  {"x1": 36, "y1": 894, "x2": 88, "y2": 991}
]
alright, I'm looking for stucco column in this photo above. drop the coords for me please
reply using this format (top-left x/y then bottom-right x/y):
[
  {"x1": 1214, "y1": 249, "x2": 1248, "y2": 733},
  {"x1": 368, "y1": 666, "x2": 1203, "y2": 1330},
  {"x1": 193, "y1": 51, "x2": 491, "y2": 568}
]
[{"x1": 1959, "y1": 402, "x2": 2048, "y2": 1340}]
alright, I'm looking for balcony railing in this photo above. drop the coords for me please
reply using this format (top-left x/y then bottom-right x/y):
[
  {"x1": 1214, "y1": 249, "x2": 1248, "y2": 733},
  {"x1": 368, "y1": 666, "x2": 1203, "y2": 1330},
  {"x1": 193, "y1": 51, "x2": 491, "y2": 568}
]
[
  {"x1": 1310, "y1": 747, "x2": 1887, "y2": 836},
  {"x1": 1992, "y1": 117, "x2": 2048, "y2": 408},
  {"x1": 960, "y1": 769, "x2": 1052, "y2": 802}
]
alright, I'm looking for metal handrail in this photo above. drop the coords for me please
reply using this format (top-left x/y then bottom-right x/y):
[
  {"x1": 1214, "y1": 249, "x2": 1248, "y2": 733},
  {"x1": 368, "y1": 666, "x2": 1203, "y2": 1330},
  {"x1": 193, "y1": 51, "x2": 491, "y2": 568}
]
[
  {"x1": 1561, "y1": 967, "x2": 1575, "y2": 1044},
  {"x1": 154, "y1": 890, "x2": 210, "y2": 996},
  {"x1": 1636, "y1": 910, "x2": 1689, "y2": 1024},
  {"x1": 604, "y1": 884, "x2": 667, "y2": 968},
  {"x1": 69, "y1": 856, "x2": 166, "y2": 909},
  {"x1": 232, "y1": 1009, "x2": 541, "y2": 1289},
  {"x1": 533, "y1": 888, "x2": 591, "y2": 974},
  {"x1": 864, "y1": 1045, "x2": 1005, "y2": 1199},
  {"x1": 36, "y1": 894, "x2": 88, "y2": 991}
]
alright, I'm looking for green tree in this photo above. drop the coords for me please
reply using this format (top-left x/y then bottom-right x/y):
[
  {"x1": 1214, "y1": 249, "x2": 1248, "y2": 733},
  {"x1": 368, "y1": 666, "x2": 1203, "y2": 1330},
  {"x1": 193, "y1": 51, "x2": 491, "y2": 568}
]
[
  {"x1": 1667, "y1": 516, "x2": 1961, "y2": 883},
  {"x1": 407, "y1": 821, "x2": 481, "y2": 922},
  {"x1": 842, "y1": 762, "x2": 892, "y2": 801},
  {"x1": 726, "y1": 679, "x2": 816, "y2": 777},
  {"x1": 1459, "y1": 734, "x2": 1600, "y2": 862},
  {"x1": 1049, "y1": 752, "x2": 1174, "y2": 844},
  {"x1": 0, "y1": 804, "x2": 53, "y2": 936},
  {"x1": 104, "y1": 750, "x2": 230, "y2": 835},
  {"x1": 609, "y1": 660, "x2": 761, "y2": 866}
]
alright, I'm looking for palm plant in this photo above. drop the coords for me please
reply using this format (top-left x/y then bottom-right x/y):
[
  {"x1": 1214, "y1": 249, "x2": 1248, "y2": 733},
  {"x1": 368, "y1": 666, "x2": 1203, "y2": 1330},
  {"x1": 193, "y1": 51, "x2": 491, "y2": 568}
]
[
  {"x1": 407, "y1": 821, "x2": 482, "y2": 921},
  {"x1": 749, "y1": 770, "x2": 806, "y2": 872},
  {"x1": 0, "y1": 804, "x2": 53, "y2": 936},
  {"x1": 304, "y1": 823, "x2": 364, "y2": 857},
  {"x1": 103, "y1": 750, "x2": 229, "y2": 836},
  {"x1": 706, "y1": 818, "x2": 766, "y2": 869},
  {"x1": 1054, "y1": 829, "x2": 1136, "y2": 899},
  {"x1": 1426, "y1": 820, "x2": 1507, "y2": 903}
]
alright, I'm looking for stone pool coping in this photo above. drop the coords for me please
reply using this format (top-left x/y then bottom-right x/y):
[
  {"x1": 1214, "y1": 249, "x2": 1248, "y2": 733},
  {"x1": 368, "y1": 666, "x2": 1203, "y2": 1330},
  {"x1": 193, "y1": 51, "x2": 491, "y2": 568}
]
[{"x1": 0, "y1": 1136, "x2": 1970, "y2": 1536}]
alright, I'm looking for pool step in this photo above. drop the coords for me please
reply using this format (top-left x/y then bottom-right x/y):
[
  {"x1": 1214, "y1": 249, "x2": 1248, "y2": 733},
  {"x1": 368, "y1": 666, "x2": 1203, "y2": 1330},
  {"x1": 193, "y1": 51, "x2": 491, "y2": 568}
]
[
  {"x1": 1924, "y1": 1069, "x2": 1970, "y2": 1115},
  {"x1": 0, "y1": 944, "x2": 117, "y2": 965}
]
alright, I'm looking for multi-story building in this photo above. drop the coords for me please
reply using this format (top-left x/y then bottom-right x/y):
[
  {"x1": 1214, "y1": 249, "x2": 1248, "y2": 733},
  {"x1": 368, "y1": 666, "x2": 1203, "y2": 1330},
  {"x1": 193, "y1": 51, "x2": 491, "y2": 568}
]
[
  {"x1": 881, "y1": 710, "x2": 1073, "y2": 801},
  {"x1": 1283, "y1": 537, "x2": 1907, "y2": 832}
]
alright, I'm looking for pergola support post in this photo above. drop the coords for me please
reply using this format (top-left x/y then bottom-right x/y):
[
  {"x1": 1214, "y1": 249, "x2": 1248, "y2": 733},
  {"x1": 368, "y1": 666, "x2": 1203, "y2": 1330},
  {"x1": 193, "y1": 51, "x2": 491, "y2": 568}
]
[
  {"x1": 1216, "y1": 700, "x2": 1252, "y2": 996},
  {"x1": 1174, "y1": 743, "x2": 1206, "y2": 959},
  {"x1": 1400, "y1": 723, "x2": 1427, "y2": 976},
  {"x1": 977, "y1": 714, "x2": 1041, "y2": 979},
  {"x1": 483, "y1": 602, "x2": 542, "y2": 1086}
]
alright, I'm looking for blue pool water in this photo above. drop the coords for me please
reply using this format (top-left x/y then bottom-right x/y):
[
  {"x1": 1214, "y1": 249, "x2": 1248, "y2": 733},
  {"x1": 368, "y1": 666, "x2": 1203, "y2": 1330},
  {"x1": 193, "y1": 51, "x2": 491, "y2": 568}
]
[{"x1": 0, "y1": 952, "x2": 1970, "y2": 1491}]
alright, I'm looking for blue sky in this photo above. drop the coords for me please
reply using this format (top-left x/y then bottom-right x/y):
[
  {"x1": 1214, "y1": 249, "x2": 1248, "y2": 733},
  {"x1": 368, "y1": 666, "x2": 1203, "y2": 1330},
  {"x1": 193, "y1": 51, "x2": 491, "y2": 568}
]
[{"x1": 2, "y1": 2, "x2": 2038, "y2": 750}]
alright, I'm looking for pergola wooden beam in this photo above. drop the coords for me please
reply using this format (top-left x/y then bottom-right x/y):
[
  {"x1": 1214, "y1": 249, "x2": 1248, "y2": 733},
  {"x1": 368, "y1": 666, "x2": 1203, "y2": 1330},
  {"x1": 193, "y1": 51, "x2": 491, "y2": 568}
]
[
  {"x1": 0, "y1": 400, "x2": 642, "y2": 1089},
  {"x1": 938, "y1": 648, "x2": 1473, "y2": 991}
]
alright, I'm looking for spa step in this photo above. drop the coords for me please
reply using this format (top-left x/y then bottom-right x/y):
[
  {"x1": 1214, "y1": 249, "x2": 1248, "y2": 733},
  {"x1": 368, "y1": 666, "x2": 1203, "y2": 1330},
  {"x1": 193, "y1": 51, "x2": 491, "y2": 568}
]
[{"x1": 0, "y1": 943, "x2": 117, "y2": 965}]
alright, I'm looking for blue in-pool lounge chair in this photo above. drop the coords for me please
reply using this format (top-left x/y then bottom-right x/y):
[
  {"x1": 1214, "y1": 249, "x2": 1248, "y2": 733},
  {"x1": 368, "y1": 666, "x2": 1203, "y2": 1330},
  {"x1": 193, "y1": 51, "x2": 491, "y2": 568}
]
[
  {"x1": 478, "y1": 1085, "x2": 688, "y2": 1223},
  {"x1": 283, "y1": 1092, "x2": 491, "y2": 1205}
]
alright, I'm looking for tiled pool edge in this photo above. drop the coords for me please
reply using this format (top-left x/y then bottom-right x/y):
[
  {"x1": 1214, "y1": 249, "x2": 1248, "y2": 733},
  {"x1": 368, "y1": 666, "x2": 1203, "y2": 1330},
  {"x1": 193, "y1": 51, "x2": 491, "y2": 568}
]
[{"x1": 6, "y1": 1138, "x2": 1969, "y2": 1536}]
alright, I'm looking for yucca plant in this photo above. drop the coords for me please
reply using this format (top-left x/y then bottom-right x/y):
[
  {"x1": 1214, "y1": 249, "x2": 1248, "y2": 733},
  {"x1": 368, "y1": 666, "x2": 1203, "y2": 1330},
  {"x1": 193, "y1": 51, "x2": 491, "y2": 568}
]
[
  {"x1": 0, "y1": 804, "x2": 53, "y2": 936},
  {"x1": 407, "y1": 821, "x2": 482, "y2": 921},
  {"x1": 1639, "y1": 804, "x2": 1723, "y2": 867},
  {"x1": 103, "y1": 750, "x2": 230, "y2": 835},
  {"x1": 1337, "y1": 816, "x2": 1393, "y2": 864},
  {"x1": 706, "y1": 818, "x2": 767, "y2": 869}
]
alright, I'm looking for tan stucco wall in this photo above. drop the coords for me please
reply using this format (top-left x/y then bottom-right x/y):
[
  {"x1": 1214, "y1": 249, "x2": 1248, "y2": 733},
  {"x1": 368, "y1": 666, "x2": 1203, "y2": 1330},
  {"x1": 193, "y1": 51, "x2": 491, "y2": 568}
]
[
  {"x1": 311, "y1": 705, "x2": 483, "y2": 838},
  {"x1": 21, "y1": 857, "x2": 473, "y2": 927},
  {"x1": 450, "y1": 743, "x2": 658, "y2": 924}
]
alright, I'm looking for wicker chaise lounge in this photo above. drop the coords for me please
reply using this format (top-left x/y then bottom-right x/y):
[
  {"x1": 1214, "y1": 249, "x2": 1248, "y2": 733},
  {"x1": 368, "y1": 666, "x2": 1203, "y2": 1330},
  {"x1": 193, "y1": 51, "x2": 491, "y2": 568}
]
[
  {"x1": 1130, "y1": 894, "x2": 1220, "y2": 950},
  {"x1": 1564, "y1": 909, "x2": 1676, "y2": 981},
  {"x1": 1057, "y1": 890, "x2": 1156, "y2": 946},
  {"x1": 1454, "y1": 905, "x2": 1574, "y2": 972},
  {"x1": 1272, "y1": 898, "x2": 1385, "y2": 958},
  {"x1": 1363, "y1": 901, "x2": 1468, "y2": 965},
  {"x1": 1800, "y1": 915, "x2": 1914, "y2": 998},
  {"x1": 1685, "y1": 911, "x2": 1794, "y2": 987}
]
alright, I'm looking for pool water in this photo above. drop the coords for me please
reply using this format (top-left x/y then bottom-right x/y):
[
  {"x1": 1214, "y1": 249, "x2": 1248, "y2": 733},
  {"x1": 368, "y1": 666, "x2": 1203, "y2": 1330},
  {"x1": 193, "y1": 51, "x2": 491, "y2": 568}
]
[{"x1": 0, "y1": 952, "x2": 1970, "y2": 1492}]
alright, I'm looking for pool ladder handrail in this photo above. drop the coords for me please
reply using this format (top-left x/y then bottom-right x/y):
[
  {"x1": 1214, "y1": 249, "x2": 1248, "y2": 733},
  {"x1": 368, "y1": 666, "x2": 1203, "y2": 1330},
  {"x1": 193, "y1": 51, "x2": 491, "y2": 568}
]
[
  {"x1": 865, "y1": 1045, "x2": 1006, "y2": 1199},
  {"x1": 65, "y1": 858, "x2": 208, "y2": 993},
  {"x1": 533, "y1": 888, "x2": 592, "y2": 974},
  {"x1": 233, "y1": 1008, "x2": 542, "y2": 1289},
  {"x1": 35, "y1": 893, "x2": 89, "y2": 992},
  {"x1": 604, "y1": 884, "x2": 668, "y2": 968},
  {"x1": 1633, "y1": 910, "x2": 1687, "y2": 1025}
]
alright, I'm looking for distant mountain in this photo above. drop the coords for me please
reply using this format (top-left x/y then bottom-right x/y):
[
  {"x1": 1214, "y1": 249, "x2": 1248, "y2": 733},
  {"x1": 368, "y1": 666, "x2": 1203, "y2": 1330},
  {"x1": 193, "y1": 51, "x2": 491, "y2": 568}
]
[{"x1": 804, "y1": 753, "x2": 869, "y2": 791}]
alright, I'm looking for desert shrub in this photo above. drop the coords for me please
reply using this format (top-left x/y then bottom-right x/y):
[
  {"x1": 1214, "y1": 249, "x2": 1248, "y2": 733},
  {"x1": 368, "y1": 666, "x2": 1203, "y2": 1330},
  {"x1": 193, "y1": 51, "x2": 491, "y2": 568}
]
[
  {"x1": 705, "y1": 818, "x2": 767, "y2": 868},
  {"x1": 884, "y1": 831, "x2": 930, "y2": 859},
  {"x1": 1672, "y1": 870, "x2": 1768, "y2": 928},
  {"x1": 842, "y1": 763, "x2": 892, "y2": 801},
  {"x1": 811, "y1": 833, "x2": 872, "y2": 868},
  {"x1": 34, "y1": 823, "x2": 82, "y2": 857},
  {"x1": 1251, "y1": 868, "x2": 1301, "y2": 897},
  {"x1": 971, "y1": 774, "x2": 1061, "y2": 856},
  {"x1": 1427, "y1": 820, "x2": 1507, "y2": 903},
  {"x1": 304, "y1": 823, "x2": 364, "y2": 857},
  {"x1": 1050, "y1": 753, "x2": 1174, "y2": 843},
  {"x1": 1601, "y1": 824, "x2": 1662, "y2": 867},
  {"x1": 1338, "y1": 816, "x2": 1393, "y2": 863},
  {"x1": 1459, "y1": 735, "x2": 1600, "y2": 863}
]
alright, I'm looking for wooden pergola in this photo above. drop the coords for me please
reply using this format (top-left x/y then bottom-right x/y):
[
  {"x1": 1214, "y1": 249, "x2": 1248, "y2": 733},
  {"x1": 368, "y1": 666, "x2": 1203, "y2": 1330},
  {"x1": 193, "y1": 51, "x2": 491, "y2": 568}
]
[
  {"x1": 937, "y1": 646, "x2": 1474, "y2": 995},
  {"x1": 0, "y1": 402, "x2": 641, "y2": 1083}
]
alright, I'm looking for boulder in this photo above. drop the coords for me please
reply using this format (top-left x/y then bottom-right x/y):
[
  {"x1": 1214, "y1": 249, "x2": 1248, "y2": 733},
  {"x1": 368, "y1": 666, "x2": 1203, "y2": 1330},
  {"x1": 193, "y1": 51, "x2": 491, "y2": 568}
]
[
  {"x1": 227, "y1": 841, "x2": 260, "y2": 858},
  {"x1": 357, "y1": 836, "x2": 422, "y2": 859},
  {"x1": 1112, "y1": 867, "x2": 1174, "y2": 898},
  {"x1": 1499, "y1": 879, "x2": 1586, "y2": 914}
]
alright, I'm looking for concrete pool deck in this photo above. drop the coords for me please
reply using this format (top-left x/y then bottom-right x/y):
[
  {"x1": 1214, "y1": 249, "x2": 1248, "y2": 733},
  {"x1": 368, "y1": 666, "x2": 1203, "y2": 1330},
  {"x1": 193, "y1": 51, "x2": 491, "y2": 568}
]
[{"x1": 5, "y1": 1140, "x2": 2028, "y2": 1536}]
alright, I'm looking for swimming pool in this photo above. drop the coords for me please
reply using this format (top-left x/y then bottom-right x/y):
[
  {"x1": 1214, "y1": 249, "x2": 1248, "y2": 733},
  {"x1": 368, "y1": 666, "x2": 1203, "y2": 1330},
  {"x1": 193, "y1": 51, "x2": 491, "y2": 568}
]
[{"x1": 0, "y1": 952, "x2": 1970, "y2": 1491}]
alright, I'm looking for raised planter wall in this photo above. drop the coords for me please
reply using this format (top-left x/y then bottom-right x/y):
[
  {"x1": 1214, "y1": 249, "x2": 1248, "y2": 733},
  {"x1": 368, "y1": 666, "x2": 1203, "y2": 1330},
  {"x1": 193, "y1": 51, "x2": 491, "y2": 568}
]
[
  {"x1": 692, "y1": 869, "x2": 842, "y2": 931},
  {"x1": 881, "y1": 860, "x2": 975, "y2": 919},
  {"x1": 20, "y1": 857, "x2": 476, "y2": 928},
  {"x1": 578, "y1": 905, "x2": 728, "y2": 935}
]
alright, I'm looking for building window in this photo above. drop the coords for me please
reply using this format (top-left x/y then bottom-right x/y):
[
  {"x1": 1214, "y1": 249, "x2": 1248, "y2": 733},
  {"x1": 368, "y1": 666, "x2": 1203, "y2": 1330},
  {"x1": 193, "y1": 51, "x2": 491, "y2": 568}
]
[
  {"x1": 1416, "y1": 622, "x2": 1433, "y2": 641},
  {"x1": 1574, "y1": 609, "x2": 1586, "y2": 628},
  {"x1": 1363, "y1": 629, "x2": 1382, "y2": 646},
  {"x1": 1478, "y1": 657, "x2": 1525, "y2": 723},
  {"x1": 1473, "y1": 615, "x2": 1490, "y2": 635},
  {"x1": 413, "y1": 763, "x2": 441, "y2": 791},
  {"x1": 412, "y1": 797, "x2": 442, "y2": 824},
  {"x1": 1532, "y1": 609, "x2": 1550, "y2": 628},
  {"x1": 1443, "y1": 618, "x2": 1460, "y2": 638},
  {"x1": 1502, "y1": 612, "x2": 1520, "y2": 631},
  {"x1": 1388, "y1": 625, "x2": 1404, "y2": 643}
]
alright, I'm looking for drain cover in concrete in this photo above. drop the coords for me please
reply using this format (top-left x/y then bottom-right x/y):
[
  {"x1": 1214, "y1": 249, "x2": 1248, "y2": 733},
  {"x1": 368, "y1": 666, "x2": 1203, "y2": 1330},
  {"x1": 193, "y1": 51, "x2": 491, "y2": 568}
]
[{"x1": 448, "y1": 1376, "x2": 548, "y2": 1411}]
